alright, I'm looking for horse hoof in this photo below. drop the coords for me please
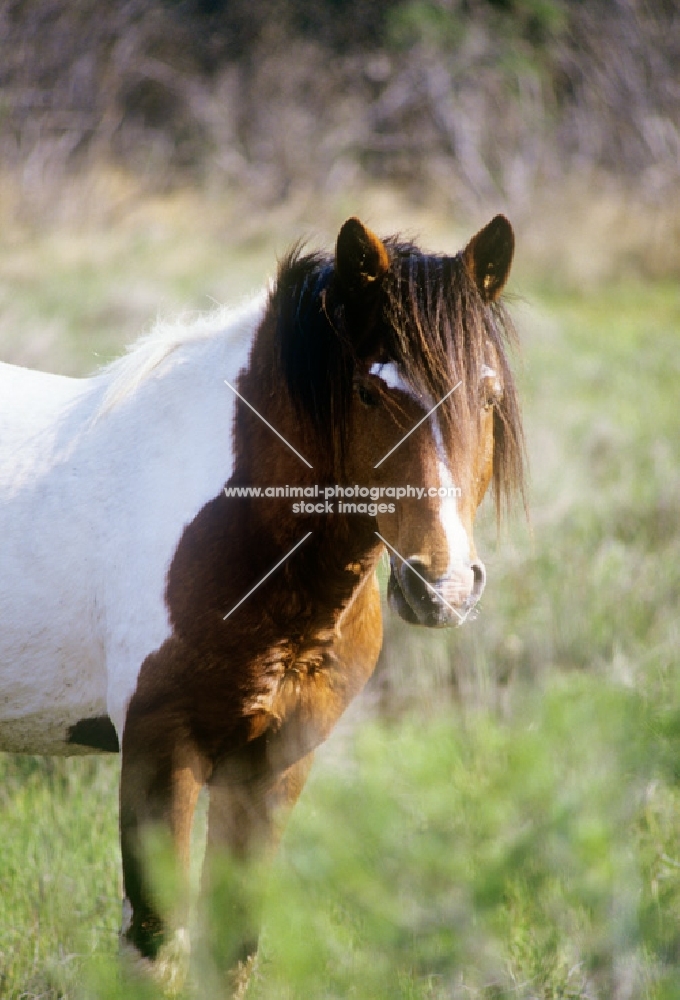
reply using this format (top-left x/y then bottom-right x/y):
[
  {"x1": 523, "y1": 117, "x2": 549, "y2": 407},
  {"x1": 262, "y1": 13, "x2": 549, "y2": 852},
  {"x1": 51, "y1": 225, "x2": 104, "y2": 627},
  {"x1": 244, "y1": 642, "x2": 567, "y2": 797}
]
[
  {"x1": 119, "y1": 929, "x2": 190, "y2": 997},
  {"x1": 156, "y1": 929, "x2": 191, "y2": 996},
  {"x1": 230, "y1": 952, "x2": 257, "y2": 1000}
]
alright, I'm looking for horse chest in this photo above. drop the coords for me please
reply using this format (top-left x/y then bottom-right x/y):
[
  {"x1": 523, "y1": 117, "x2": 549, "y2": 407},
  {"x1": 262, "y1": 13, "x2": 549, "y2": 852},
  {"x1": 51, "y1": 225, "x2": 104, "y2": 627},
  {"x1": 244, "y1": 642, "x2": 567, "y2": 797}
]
[
  {"x1": 241, "y1": 574, "x2": 383, "y2": 746},
  {"x1": 126, "y1": 567, "x2": 382, "y2": 770}
]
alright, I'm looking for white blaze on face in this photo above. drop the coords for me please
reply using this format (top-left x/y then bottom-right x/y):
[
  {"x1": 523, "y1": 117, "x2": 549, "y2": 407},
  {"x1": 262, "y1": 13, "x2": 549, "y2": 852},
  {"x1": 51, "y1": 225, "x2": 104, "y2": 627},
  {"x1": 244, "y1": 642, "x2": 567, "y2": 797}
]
[
  {"x1": 370, "y1": 361, "x2": 472, "y2": 575},
  {"x1": 430, "y1": 412, "x2": 471, "y2": 574}
]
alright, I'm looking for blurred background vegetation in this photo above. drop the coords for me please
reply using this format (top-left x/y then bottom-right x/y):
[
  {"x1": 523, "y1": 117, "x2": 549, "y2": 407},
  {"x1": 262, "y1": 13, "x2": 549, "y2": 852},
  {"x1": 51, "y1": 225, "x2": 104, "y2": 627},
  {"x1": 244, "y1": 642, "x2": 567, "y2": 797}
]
[
  {"x1": 1, "y1": 0, "x2": 680, "y2": 278},
  {"x1": 1, "y1": 1, "x2": 680, "y2": 998},
  {"x1": 2, "y1": 0, "x2": 679, "y2": 203}
]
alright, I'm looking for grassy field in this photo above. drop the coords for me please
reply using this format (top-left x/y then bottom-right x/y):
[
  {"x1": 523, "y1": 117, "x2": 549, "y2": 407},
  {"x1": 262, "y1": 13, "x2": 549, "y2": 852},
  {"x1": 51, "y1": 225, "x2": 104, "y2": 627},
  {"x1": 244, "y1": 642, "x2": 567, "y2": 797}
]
[{"x1": 0, "y1": 182, "x2": 679, "y2": 998}]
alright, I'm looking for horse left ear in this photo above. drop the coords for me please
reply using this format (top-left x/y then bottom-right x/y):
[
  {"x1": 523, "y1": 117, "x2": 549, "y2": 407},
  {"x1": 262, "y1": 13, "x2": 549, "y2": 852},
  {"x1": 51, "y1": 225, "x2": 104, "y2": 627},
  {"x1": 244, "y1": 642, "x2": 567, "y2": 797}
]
[
  {"x1": 335, "y1": 217, "x2": 390, "y2": 297},
  {"x1": 463, "y1": 215, "x2": 514, "y2": 302}
]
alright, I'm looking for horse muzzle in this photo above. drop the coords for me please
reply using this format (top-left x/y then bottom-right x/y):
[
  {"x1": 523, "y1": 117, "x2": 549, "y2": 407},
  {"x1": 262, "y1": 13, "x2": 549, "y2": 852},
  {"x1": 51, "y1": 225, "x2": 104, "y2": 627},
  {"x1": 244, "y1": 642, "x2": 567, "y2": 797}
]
[{"x1": 387, "y1": 557, "x2": 486, "y2": 627}]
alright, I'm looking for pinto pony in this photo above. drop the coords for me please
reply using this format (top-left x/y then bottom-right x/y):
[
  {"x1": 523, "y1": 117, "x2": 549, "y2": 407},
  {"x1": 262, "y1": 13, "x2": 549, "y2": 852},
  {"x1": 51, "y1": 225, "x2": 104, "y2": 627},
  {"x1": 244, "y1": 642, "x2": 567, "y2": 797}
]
[{"x1": 0, "y1": 215, "x2": 524, "y2": 987}]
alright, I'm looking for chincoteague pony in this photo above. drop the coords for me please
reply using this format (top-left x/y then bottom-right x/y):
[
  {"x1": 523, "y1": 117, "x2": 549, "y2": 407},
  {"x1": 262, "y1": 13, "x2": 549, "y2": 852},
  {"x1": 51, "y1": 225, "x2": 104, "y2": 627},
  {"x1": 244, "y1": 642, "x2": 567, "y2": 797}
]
[{"x1": 0, "y1": 215, "x2": 524, "y2": 989}]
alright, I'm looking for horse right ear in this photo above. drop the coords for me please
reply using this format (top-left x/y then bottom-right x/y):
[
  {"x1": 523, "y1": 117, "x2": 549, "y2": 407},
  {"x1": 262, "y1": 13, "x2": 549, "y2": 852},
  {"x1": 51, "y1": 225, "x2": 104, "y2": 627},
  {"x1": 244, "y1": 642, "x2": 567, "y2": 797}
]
[
  {"x1": 463, "y1": 215, "x2": 514, "y2": 302},
  {"x1": 335, "y1": 218, "x2": 390, "y2": 297}
]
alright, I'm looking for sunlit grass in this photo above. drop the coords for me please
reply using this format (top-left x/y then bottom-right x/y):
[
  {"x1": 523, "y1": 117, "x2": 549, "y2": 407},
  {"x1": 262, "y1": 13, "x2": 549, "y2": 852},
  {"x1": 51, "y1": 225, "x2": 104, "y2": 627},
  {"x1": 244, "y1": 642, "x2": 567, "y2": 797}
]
[{"x1": 0, "y1": 756, "x2": 121, "y2": 997}]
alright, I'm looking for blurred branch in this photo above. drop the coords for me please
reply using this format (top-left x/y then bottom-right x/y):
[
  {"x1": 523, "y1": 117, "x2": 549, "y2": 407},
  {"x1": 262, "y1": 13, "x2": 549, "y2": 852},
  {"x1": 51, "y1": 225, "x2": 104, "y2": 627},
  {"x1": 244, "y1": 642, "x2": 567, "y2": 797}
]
[{"x1": 0, "y1": 0, "x2": 678, "y2": 204}]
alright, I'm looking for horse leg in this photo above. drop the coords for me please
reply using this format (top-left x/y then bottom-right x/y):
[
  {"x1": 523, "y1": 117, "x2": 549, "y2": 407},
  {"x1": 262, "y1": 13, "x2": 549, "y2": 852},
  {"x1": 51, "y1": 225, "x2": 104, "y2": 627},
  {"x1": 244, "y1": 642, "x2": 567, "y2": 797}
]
[
  {"x1": 119, "y1": 717, "x2": 206, "y2": 967},
  {"x1": 202, "y1": 745, "x2": 315, "y2": 992}
]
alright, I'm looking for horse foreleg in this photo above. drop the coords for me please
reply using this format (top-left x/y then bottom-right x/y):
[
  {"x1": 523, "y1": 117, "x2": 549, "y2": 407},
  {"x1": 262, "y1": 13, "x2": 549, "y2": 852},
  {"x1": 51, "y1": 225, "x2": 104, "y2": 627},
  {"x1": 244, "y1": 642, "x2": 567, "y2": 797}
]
[
  {"x1": 119, "y1": 718, "x2": 206, "y2": 967},
  {"x1": 203, "y1": 746, "x2": 314, "y2": 994}
]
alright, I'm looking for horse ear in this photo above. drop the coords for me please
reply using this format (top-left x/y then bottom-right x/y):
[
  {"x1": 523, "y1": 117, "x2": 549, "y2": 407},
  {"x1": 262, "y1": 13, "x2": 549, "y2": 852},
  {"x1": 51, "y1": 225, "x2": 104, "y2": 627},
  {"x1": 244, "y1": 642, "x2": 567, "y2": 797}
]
[
  {"x1": 463, "y1": 215, "x2": 514, "y2": 302},
  {"x1": 335, "y1": 217, "x2": 390, "y2": 296}
]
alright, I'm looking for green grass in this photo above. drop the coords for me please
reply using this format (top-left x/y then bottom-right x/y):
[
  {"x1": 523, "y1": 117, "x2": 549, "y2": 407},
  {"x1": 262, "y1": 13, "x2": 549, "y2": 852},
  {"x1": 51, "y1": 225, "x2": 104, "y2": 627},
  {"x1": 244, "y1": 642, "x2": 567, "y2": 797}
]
[
  {"x1": 0, "y1": 191, "x2": 679, "y2": 998},
  {"x1": 0, "y1": 756, "x2": 121, "y2": 997},
  {"x1": 257, "y1": 686, "x2": 680, "y2": 999}
]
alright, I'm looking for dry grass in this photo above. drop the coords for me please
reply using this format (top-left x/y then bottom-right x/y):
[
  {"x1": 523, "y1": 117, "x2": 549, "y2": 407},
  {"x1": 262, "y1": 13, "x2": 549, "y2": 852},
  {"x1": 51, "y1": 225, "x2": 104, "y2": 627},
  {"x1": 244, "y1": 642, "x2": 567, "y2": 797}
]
[{"x1": 1, "y1": 166, "x2": 679, "y2": 379}]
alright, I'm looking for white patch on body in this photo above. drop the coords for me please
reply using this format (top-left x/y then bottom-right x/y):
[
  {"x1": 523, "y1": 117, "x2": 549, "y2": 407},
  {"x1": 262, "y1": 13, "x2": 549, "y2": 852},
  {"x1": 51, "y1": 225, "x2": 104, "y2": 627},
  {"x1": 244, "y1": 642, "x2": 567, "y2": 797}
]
[{"x1": 0, "y1": 293, "x2": 267, "y2": 753}]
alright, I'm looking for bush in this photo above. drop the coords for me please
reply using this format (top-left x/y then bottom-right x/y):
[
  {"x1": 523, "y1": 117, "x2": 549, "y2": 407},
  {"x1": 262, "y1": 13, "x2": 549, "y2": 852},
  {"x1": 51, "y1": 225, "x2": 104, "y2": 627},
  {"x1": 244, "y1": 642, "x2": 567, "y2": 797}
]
[{"x1": 1, "y1": 0, "x2": 678, "y2": 204}]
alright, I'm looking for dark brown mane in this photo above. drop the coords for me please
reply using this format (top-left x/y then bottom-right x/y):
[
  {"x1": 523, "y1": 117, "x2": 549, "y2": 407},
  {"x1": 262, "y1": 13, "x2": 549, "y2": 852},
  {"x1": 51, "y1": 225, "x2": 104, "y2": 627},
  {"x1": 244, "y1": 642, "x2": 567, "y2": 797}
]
[{"x1": 275, "y1": 237, "x2": 525, "y2": 514}]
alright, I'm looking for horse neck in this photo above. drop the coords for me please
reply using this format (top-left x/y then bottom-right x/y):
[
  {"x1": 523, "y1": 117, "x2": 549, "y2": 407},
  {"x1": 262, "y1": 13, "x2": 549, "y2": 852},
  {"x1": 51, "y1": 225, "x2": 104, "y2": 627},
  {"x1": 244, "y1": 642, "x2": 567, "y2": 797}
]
[
  {"x1": 228, "y1": 405, "x2": 382, "y2": 619},
  {"x1": 186, "y1": 306, "x2": 384, "y2": 631},
  {"x1": 167, "y1": 483, "x2": 383, "y2": 650}
]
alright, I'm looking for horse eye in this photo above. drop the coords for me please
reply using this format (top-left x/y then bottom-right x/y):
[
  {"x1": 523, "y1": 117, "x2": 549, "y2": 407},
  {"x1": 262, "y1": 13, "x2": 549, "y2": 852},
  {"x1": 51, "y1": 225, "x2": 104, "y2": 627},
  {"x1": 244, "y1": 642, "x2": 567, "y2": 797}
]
[
  {"x1": 358, "y1": 384, "x2": 379, "y2": 407},
  {"x1": 481, "y1": 367, "x2": 502, "y2": 410}
]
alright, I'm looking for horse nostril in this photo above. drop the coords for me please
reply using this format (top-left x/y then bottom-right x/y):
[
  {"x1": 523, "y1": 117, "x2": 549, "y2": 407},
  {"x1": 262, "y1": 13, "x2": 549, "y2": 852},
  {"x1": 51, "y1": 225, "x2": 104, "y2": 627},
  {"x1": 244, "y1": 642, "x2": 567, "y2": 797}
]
[
  {"x1": 397, "y1": 559, "x2": 431, "y2": 607},
  {"x1": 393, "y1": 557, "x2": 484, "y2": 626},
  {"x1": 471, "y1": 560, "x2": 486, "y2": 599}
]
